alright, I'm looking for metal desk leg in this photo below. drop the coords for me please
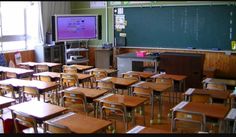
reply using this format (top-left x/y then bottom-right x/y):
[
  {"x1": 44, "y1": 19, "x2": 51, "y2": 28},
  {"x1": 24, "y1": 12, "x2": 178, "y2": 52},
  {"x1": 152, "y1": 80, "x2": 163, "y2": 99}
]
[
  {"x1": 157, "y1": 94, "x2": 162, "y2": 124},
  {"x1": 150, "y1": 92, "x2": 154, "y2": 124}
]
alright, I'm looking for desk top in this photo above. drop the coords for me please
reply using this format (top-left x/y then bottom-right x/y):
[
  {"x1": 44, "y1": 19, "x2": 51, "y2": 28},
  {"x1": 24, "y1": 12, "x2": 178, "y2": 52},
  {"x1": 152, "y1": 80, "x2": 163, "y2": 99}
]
[
  {"x1": 72, "y1": 65, "x2": 94, "y2": 71},
  {"x1": 117, "y1": 52, "x2": 159, "y2": 60},
  {"x1": 0, "y1": 78, "x2": 58, "y2": 92},
  {"x1": 63, "y1": 86, "x2": 108, "y2": 99},
  {"x1": 100, "y1": 77, "x2": 138, "y2": 87},
  {"x1": 122, "y1": 71, "x2": 155, "y2": 79},
  {"x1": 19, "y1": 62, "x2": 62, "y2": 67},
  {"x1": 46, "y1": 112, "x2": 111, "y2": 133},
  {"x1": 132, "y1": 81, "x2": 172, "y2": 93},
  {"x1": 184, "y1": 88, "x2": 231, "y2": 100},
  {"x1": 151, "y1": 73, "x2": 187, "y2": 81},
  {"x1": 85, "y1": 68, "x2": 118, "y2": 75},
  {"x1": 34, "y1": 72, "x2": 93, "y2": 80},
  {"x1": 202, "y1": 78, "x2": 236, "y2": 86},
  {"x1": 94, "y1": 94, "x2": 146, "y2": 108},
  {"x1": 127, "y1": 125, "x2": 170, "y2": 133},
  {"x1": 0, "y1": 66, "x2": 34, "y2": 74},
  {"x1": 177, "y1": 101, "x2": 230, "y2": 119},
  {"x1": 0, "y1": 96, "x2": 15, "y2": 109},
  {"x1": 8, "y1": 100, "x2": 67, "y2": 122}
]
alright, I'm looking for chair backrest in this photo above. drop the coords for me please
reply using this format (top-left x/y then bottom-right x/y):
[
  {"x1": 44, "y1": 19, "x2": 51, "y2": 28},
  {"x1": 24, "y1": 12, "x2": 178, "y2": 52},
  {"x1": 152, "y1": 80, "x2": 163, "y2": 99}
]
[
  {"x1": 190, "y1": 93, "x2": 212, "y2": 104},
  {"x1": 99, "y1": 100, "x2": 128, "y2": 131},
  {"x1": 43, "y1": 121, "x2": 72, "y2": 133},
  {"x1": 22, "y1": 86, "x2": 40, "y2": 101},
  {"x1": 96, "y1": 80, "x2": 115, "y2": 93},
  {"x1": 62, "y1": 91, "x2": 88, "y2": 113},
  {"x1": 122, "y1": 73, "x2": 141, "y2": 81},
  {"x1": 12, "y1": 110, "x2": 38, "y2": 133},
  {"x1": 60, "y1": 73, "x2": 78, "y2": 89},
  {"x1": 171, "y1": 109, "x2": 206, "y2": 133},
  {"x1": 35, "y1": 65, "x2": 49, "y2": 73},
  {"x1": 100, "y1": 100, "x2": 127, "y2": 118},
  {"x1": 38, "y1": 76, "x2": 52, "y2": 82},
  {"x1": 0, "y1": 84, "x2": 14, "y2": 97},
  {"x1": 90, "y1": 70, "x2": 108, "y2": 81},
  {"x1": 205, "y1": 83, "x2": 227, "y2": 91},
  {"x1": 156, "y1": 77, "x2": 174, "y2": 92},
  {"x1": 132, "y1": 86, "x2": 152, "y2": 98},
  {"x1": 63, "y1": 65, "x2": 78, "y2": 73}
]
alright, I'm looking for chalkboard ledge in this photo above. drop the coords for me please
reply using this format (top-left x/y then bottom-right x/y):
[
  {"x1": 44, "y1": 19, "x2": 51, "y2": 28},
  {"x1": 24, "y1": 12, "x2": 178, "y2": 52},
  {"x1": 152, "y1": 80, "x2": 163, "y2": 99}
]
[{"x1": 117, "y1": 46, "x2": 236, "y2": 54}]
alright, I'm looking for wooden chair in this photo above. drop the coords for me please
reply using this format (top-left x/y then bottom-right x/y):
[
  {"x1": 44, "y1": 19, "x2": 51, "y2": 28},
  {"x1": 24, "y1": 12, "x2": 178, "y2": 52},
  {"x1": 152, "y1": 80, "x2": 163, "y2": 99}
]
[
  {"x1": 99, "y1": 100, "x2": 129, "y2": 132},
  {"x1": 61, "y1": 91, "x2": 94, "y2": 116},
  {"x1": 22, "y1": 86, "x2": 48, "y2": 103},
  {"x1": 0, "y1": 84, "x2": 20, "y2": 102},
  {"x1": 205, "y1": 83, "x2": 227, "y2": 91},
  {"x1": 155, "y1": 77, "x2": 175, "y2": 105},
  {"x1": 12, "y1": 110, "x2": 43, "y2": 133},
  {"x1": 90, "y1": 70, "x2": 108, "y2": 88},
  {"x1": 171, "y1": 109, "x2": 206, "y2": 133},
  {"x1": 205, "y1": 83, "x2": 227, "y2": 105},
  {"x1": 43, "y1": 121, "x2": 72, "y2": 133},
  {"x1": 63, "y1": 65, "x2": 78, "y2": 73},
  {"x1": 35, "y1": 64, "x2": 49, "y2": 73},
  {"x1": 60, "y1": 73, "x2": 78, "y2": 89},
  {"x1": 37, "y1": 76, "x2": 59, "y2": 105},
  {"x1": 96, "y1": 80, "x2": 116, "y2": 94}
]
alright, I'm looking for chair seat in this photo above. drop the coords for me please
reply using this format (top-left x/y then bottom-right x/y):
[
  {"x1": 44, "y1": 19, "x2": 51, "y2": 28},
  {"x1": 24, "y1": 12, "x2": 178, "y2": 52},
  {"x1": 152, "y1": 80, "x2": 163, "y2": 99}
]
[{"x1": 22, "y1": 127, "x2": 44, "y2": 134}]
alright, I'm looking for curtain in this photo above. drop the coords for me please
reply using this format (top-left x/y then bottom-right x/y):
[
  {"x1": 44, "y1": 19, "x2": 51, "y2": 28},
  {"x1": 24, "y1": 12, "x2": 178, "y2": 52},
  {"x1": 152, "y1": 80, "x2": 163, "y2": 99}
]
[{"x1": 40, "y1": 1, "x2": 71, "y2": 44}]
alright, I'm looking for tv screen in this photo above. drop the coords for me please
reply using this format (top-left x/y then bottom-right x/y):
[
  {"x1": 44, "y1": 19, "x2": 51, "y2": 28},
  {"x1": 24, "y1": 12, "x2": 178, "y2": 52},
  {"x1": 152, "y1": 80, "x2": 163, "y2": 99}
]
[{"x1": 52, "y1": 14, "x2": 101, "y2": 42}]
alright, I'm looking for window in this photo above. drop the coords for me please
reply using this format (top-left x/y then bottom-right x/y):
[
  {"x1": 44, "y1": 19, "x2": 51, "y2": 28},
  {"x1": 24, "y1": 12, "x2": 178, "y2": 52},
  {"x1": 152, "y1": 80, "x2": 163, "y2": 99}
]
[{"x1": 0, "y1": 1, "x2": 43, "y2": 52}]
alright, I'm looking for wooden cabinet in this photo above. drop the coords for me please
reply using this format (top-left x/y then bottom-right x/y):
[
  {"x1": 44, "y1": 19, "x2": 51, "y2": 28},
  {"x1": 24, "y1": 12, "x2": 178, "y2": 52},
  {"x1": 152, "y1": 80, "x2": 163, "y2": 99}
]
[{"x1": 159, "y1": 52, "x2": 205, "y2": 89}]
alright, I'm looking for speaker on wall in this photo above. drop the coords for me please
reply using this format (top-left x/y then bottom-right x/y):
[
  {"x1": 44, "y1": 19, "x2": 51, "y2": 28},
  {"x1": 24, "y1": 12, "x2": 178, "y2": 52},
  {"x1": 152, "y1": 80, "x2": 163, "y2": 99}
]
[
  {"x1": 51, "y1": 15, "x2": 56, "y2": 42},
  {"x1": 97, "y1": 15, "x2": 102, "y2": 40}
]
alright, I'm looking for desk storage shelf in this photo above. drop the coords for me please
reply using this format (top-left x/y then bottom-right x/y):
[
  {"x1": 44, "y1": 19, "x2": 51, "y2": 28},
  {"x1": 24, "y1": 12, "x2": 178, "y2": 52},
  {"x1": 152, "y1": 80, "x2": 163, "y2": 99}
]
[{"x1": 64, "y1": 41, "x2": 89, "y2": 65}]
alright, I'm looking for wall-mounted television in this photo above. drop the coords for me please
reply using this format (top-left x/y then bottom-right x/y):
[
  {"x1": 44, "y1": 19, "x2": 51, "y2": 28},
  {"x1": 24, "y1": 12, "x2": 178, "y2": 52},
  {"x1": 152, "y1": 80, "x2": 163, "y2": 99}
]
[{"x1": 52, "y1": 14, "x2": 102, "y2": 42}]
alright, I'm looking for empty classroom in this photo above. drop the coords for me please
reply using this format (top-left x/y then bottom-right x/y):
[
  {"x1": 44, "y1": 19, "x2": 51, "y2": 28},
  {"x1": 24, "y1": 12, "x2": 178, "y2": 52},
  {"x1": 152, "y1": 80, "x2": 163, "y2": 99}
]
[{"x1": 0, "y1": 1, "x2": 235, "y2": 134}]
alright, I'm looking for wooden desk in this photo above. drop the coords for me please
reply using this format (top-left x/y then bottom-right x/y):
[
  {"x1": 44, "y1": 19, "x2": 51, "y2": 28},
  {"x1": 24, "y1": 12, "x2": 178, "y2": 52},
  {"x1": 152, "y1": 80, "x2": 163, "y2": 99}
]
[
  {"x1": 46, "y1": 112, "x2": 111, "y2": 133},
  {"x1": 34, "y1": 72, "x2": 93, "y2": 88},
  {"x1": 184, "y1": 88, "x2": 231, "y2": 103},
  {"x1": 0, "y1": 78, "x2": 59, "y2": 103},
  {"x1": 0, "y1": 96, "x2": 15, "y2": 109},
  {"x1": 122, "y1": 71, "x2": 155, "y2": 80},
  {"x1": 151, "y1": 73, "x2": 187, "y2": 103},
  {"x1": 202, "y1": 78, "x2": 236, "y2": 89},
  {"x1": 0, "y1": 66, "x2": 34, "y2": 79},
  {"x1": 72, "y1": 65, "x2": 94, "y2": 73},
  {"x1": 19, "y1": 62, "x2": 62, "y2": 72},
  {"x1": 62, "y1": 86, "x2": 108, "y2": 103},
  {"x1": 173, "y1": 101, "x2": 230, "y2": 133},
  {"x1": 85, "y1": 68, "x2": 118, "y2": 76},
  {"x1": 8, "y1": 100, "x2": 67, "y2": 124},
  {"x1": 94, "y1": 94, "x2": 147, "y2": 126},
  {"x1": 131, "y1": 81, "x2": 172, "y2": 124},
  {"x1": 127, "y1": 125, "x2": 170, "y2": 133},
  {"x1": 100, "y1": 77, "x2": 138, "y2": 94}
]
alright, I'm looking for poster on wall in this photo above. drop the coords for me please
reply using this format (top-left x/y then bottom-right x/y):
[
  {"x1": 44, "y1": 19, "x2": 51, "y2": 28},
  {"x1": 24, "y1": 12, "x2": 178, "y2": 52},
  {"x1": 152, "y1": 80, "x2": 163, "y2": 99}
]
[{"x1": 115, "y1": 15, "x2": 125, "y2": 30}]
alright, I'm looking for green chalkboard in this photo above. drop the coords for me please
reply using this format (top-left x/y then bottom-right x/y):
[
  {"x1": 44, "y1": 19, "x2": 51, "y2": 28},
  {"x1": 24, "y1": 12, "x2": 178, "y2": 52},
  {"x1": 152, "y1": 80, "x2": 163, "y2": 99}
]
[{"x1": 114, "y1": 5, "x2": 236, "y2": 50}]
